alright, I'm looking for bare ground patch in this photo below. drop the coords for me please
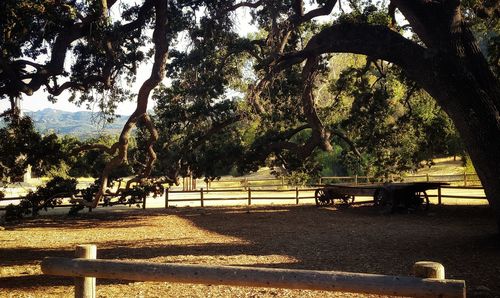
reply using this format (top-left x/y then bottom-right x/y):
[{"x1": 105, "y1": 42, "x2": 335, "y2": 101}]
[{"x1": 1, "y1": 204, "x2": 499, "y2": 297}]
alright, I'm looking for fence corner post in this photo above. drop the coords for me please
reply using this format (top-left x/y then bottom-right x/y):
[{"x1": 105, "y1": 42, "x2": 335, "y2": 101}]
[
  {"x1": 75, "y1": 244, "x2": 97, "y2": 298},
  {"x1": 412, "y1": 261, "x2": 445, "y2": 279}
]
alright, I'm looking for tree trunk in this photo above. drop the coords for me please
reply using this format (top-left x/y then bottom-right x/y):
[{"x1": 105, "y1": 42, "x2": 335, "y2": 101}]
[
  {"x1": 417, "y1": 44, "x2": 500, "y2": 229},
  {"x1": 435, "y1": 65, "x2": 500, "y2": 228}
]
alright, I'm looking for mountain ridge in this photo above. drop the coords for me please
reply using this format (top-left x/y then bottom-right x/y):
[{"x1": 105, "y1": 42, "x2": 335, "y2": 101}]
[{"x1": 26, "y1": 108, "x2": 129, "y2": 139}]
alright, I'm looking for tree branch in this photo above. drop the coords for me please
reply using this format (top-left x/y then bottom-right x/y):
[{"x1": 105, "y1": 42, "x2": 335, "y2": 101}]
[
  {"x1": 76, "y1": 0, "x2": 169, "y2": 208},
  {"x1": 301, "y1": 56, "x2": 332, "y2": 152},
  {"x1": 229, "y1": 0, "x2": 263, "y2": 10},
  {"x1": 276, "y1": 23, "x2": 428, "y2": 76}
]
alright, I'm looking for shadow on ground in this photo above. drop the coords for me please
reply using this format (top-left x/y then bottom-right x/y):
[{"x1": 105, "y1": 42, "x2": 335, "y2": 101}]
[{"x1": 1, "y1": 204, "x2": 499, "y2": 295}]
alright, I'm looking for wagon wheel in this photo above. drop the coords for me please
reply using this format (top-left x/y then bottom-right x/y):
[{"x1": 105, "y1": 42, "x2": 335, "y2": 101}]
[
  {"x1": 334, "y1": 195, "x2": 355, "y2": 208},
  {"x1": 408, "y1": 191, "x2": 430, "y2": 212},
  {"x1": 315, "y1": 189, "x2": 332, "y2": 207}
]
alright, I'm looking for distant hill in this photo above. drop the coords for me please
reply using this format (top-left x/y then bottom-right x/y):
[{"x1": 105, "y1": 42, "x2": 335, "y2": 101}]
[{"x1": 26, "y1": 108, "x2": 128, "y2": 139}]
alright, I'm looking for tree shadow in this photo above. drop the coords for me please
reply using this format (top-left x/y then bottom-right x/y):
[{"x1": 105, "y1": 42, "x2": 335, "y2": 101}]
[
  {"x1": 1, "y1": 204, "x2": 499, "y2": 293},
  {"x1": 3, "y1": 210, "x2": 158, "y2": 230},
  {"x1": 0, "y1": 274, "x2": 132, "y2": 289},
  {"x1": 172, "y1": 204, "x2": 500, "y2": 290}
]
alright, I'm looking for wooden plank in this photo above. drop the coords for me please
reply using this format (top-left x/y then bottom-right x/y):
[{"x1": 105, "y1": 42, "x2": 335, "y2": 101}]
[
  {"x1": 439, "y1": 195, "x2": 487, "y2": 199},
  {"x1": 42, "y1": 258, "x2": 465, "y2": 298},
  {"x1": 250, "y1": 197, "x2": 296, "y2": 200},
  {"x1": 441, "y1": 185, "x2": 484, "y2": 190}
]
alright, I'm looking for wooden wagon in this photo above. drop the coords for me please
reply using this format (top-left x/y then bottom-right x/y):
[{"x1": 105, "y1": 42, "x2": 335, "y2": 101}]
[{"x1": 315, "y1": 182, "x2": 448, "y2": 212}]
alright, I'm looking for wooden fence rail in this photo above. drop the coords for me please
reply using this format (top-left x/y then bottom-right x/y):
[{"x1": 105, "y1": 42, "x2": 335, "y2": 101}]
[
  {"x1": 41, "y1": 245, "x2": 465, "y2": 298},
  {"x1": 164, "y1": 187, "x2": 317, "y2": 208},
  {"x1": 319, "y1": 173, "x2": 481, "y2": 187}
]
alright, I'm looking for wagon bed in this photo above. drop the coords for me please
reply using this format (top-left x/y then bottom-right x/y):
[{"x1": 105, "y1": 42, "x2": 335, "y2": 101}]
[{"x1": 315, "y1": 182, "x2": 448, "y2": 212}]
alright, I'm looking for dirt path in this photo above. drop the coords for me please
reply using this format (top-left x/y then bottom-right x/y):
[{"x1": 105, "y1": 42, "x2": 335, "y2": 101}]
[{"x1": 1, "y1": 204, "x2": 499, "y2": 297}]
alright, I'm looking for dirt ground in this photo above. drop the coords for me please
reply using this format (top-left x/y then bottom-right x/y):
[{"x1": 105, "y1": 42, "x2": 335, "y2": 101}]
[{"x1": 1, "y1": 204, "x2": 499, "y2": 297}]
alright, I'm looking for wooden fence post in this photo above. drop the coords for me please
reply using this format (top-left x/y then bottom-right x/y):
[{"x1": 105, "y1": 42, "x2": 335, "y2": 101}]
[
  {"x1": 438, "y1": 186, "x2": 442, "y2": 205},
  {"x1": 464, "y1": 172, "x2": 467, "y2": 186},
  {"x1": 295, "y1": 187, "x2": 299, "y2": 204},
  {"x1": 165, "y1": 188, "x2": 169, "y2": 209},
  {"x1": 248, "y1": 188, "x2": 252, "y2": 206},
  {"x1": 87, "y1": 195, "x2": 92, "y2": 213},
  {"x1": 354, "y1": 175, "x2": 358, "y2": 185},
  {"x1": 412, "y1": 261, "x2": 445, "y2": 279},
  {"x1": 75, "y1": 244, "x2": 96, "y2": 298},
  {"x1": 142, "y1": 196, "x2": 146, "y2": 209},
  {"x1": 200, "y1": 188, "x2": 204, "y2": 207},
  {"x1": 281, "y1": 177, "x2": 285, "y2": 188},
  {"x1": 426, "y1": 174, "x2": 430, "y2": 182},
  {"x1": 30, "y1": 197, "x2": 36, "y2": 217}
]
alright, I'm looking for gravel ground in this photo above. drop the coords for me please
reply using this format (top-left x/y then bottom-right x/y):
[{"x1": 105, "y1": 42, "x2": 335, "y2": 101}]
[{"x1": 1, "y1": 204, "x2": 499, "y2": 297}]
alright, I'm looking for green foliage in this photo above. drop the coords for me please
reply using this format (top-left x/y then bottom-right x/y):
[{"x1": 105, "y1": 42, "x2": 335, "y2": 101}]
[
  {"x1": 337, "y1": 3, "x2": 391, "y2": 26},
  {"x1": 318, "y1": 57, "x2": 465, "y2": 179},
  {"x1": 315, "y1": 148, "x2": 348, "y2": 177},
  {"x1": 0, "y1": 116, "x2": 65, "y2": 182},
  {"x1": 5, "y1": 176, "x2": 77, "y2": 221},
  {"x1": 146, "y1": 4, "x2": 467, "y2": 183},
  {"x1": 68, "y1": 135, "x2": 134, "y2": 178}
]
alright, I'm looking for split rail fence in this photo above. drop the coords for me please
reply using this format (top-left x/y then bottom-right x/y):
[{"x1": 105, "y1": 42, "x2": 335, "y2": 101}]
[
  {"x1": 164, "y1": 187, "x2": 316, "y2": 208},
  {"x1": 319, "y1": 173, "x2": 481, "y2": 186},
  {"x1": 0, "y1": 185, "x2": 488, "y2": 211},
  {"x1": 41, "y1": 244, "x2": 465, "y2": 298},
  {"x1": 0, "y1": 173, "x2": 488, "y2": 211}
]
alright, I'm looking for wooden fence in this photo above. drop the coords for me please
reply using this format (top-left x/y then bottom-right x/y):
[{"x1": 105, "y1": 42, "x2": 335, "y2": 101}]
[
  {"x1": 41, "y1": 245, "x2": 465, "y2": 298},
  {"x1": 319, "y1": 173, "x2": 481, "y2": 186},
  {"x1": 434, "y1": 185, "x2": 486, "y2": 204},
  {"x1": 164, "y1": 187, "x2": 316, "y2": 208},
  {"x1": 0, "y1": 184, "x2": 488, "y2": 212},
  {"x1": 200, "y1": 177, "x2": 288, "y2": 190}
]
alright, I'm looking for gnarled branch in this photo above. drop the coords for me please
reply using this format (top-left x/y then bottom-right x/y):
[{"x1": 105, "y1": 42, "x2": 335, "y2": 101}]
[{"x1": 73, "y1": 0, "x2": 169, "y2": 208}]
